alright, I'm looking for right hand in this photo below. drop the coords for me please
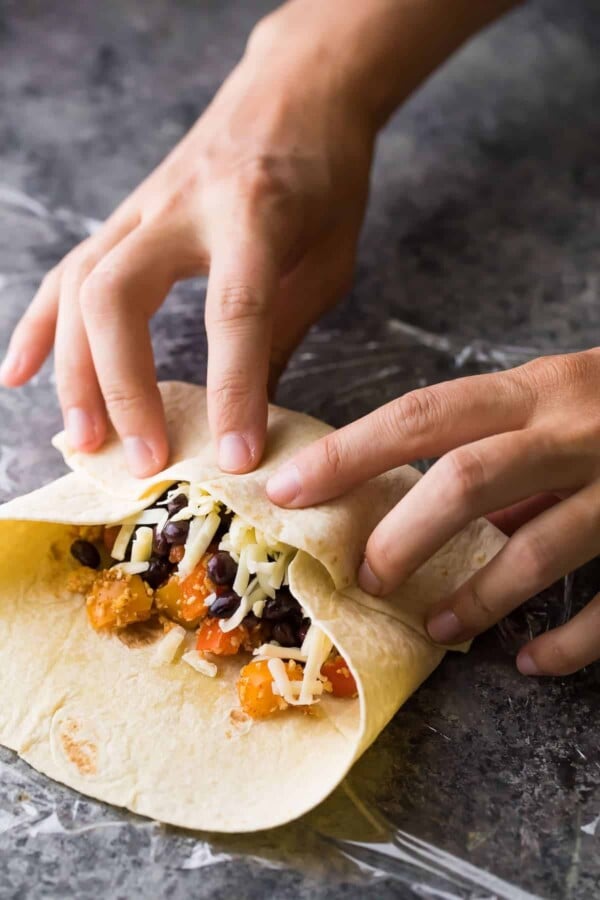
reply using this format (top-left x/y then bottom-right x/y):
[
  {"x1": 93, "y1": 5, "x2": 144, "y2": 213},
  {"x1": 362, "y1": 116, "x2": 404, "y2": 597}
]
[{"x1": 0, "y1": 2, "x2": 375, "y2": 476}]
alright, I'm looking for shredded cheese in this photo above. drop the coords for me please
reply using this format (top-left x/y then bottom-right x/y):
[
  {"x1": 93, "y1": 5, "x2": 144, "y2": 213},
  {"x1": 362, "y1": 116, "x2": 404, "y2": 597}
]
[
  {"x1": 123, "y1": 508, "x2": 169, "y2": 527},
  {"x1": 130, "y1": 526, "x2": 153, "y2": 563},
  {"x1": 272, "y1": 679, "x2": 324, "y2": 698},
  {"x1": 151, "y1": 625, "x2": 186, "y2": 667},
  {"x1": 298, "y1": 626, "x2": 332, "y2": 706},
  {"x1": 110, "y1": 561, "x2": 150, "y2": 576},
  {"x1": 254, "y1": 644, "x2": 306, "y2": 661},
  {"x1": 156, "y1": 483, "x2": 190, "y2": 506},
  {"x1": 182, "y1": 650, "x2": 218, "y2": 678},
  {"x1": 111, "y1": 523, "x2": 135, "y2": 561},
  {"x1": 220, "y1": 594, "x2": 253, "y2": 632},
  {"x1": 252, "y1": 599, "x2": 265, "y2": 618},
  {"x1": 178, "y1": 511, "x2": 221, "y2": 577},
  {"x1": 233, "y1": 547, "x2": 251, "y2": 597},
  {"x1": 267, "y1": 658, "x2": 293, "y2": 702}
]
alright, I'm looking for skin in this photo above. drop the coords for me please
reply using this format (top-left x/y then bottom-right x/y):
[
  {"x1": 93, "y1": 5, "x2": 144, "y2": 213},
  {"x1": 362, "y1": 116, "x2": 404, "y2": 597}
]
[
  {"x1": 0, "y1": 0, "x2": 517, "y2": 475},
  {"x1": 9, "y1": 0, "x2": 597, "y2": 677},
  {"x1": 267, "y1": 351, "x2": 600, "y2": 677}
]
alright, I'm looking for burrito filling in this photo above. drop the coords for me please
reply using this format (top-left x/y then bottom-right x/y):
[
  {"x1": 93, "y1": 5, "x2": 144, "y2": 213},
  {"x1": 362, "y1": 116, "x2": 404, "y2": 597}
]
[{"x1": 68, "y1": 482, "x2": 357, "y2": 719}]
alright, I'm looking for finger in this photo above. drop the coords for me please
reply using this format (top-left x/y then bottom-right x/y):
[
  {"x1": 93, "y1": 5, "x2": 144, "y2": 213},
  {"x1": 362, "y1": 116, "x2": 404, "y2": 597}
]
[
  {"x1": 0, "y1": 265, "x2": 62, "y2": 386},
  {"x1": 487, "y1": 493, "x2": 560, "y2": 535},
  {"x1": 205, "y1": 224, "x2": 280, "y2": 473},
  {"x1": 266, "y1": 370, "x2": 534, "y2": 507},
  {"x1": 55, "y1": 257, "x2": 108, "y2": 452},
  {"x1": 425, "y1": 480, "x2": 600, "y2": 645},
  {"x1": 1, "y1": 204, "x2": 140, "y2": 388},
  {"x1": 54, "y1": 211, "x2": 145, "y2": 450},
  {"x1": 79, "y1": 224, "x2": 193, "y2": 476},
  {"x1": 517, "y1": 591, "x2": 600, "y2": 676},
  {"x1": 357, "y1": 430, "x2": 585, "y2": 595}
]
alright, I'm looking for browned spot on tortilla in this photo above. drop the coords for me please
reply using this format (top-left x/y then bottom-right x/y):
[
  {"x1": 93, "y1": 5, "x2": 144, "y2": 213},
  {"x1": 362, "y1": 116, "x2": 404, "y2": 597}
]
[
  {"x1": 117, "y1": 617, "x2": 163, "y2": 648},
  {"x1": 228, "y1": 708, "x2": 253, "y2": 735},
  {"x1": 59, "y1": 720, "x2": 98, "y2": 775}
]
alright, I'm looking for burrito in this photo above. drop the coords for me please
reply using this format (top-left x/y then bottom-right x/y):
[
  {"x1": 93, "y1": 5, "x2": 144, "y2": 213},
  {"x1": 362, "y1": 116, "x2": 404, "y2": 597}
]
[{"x1": 0, "y1": 382, "x2": 505, "y2": 832}]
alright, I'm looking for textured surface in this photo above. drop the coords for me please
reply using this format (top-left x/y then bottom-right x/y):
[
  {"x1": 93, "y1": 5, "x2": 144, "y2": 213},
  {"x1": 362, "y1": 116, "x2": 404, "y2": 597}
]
[{"x1": 0, "y1": 0, "x2": 599, "y2": 897}]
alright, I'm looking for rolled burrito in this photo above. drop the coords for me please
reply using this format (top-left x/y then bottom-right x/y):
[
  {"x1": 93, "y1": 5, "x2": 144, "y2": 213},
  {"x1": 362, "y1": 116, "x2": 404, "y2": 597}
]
[{"x1": 0, "y1": 382, "x2": 505, "y2": 832}]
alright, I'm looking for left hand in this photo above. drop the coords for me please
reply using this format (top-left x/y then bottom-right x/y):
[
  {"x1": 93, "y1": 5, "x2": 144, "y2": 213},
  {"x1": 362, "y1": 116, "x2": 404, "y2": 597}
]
[{"x1": 266, "y1": 349, "x2": 600, "y2": 677}]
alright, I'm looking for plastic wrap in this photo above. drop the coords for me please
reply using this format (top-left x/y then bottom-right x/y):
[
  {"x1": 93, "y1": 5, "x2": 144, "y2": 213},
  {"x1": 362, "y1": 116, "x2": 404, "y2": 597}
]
[{"x1": 0, "y1": 186, "x2": 592, "y2": 900}]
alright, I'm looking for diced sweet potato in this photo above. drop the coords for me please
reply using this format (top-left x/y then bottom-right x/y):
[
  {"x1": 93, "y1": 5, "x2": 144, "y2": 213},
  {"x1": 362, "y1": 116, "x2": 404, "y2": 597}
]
[
  {"x1": 86, "y1": 571, "x2": 153, "y2": 631},
  {"x1": 237, "y1": 659, "x2": 302, "y2": 719}
]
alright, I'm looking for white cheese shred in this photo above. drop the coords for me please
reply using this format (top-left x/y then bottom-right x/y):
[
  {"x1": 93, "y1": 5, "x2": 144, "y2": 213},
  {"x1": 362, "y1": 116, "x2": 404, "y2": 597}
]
[
  {"x1": 111, "y1": 523, "x2": 135, "y2": 561},
  {"x1": 299, "y1": 627, "x2": 332, "y2": 706},
  {"x1": 110, "y1": 561, "x2": 149, "y2": 576},
  {"x1": 219, "y1": 594, "x2": 252, "y2": 633},
  {"x1": 177, "y1": 511, "x2": 221, "y2": 577},
  {"x1": 151, "y1": 625, "x2": 187, "y2": 667},
  {"x1": 182, "y1": 650, "x2": 218, "y2": 678},
  {"x1": 130, "y1": 526, "x2": 153, "y2": 563},
  {"x1": 254, "y1": 644, "x2": 306, "y2": 661}
]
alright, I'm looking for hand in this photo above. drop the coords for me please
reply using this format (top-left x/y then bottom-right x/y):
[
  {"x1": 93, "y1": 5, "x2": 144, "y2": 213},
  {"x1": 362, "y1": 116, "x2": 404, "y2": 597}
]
[
  {"x1": 267, "y1": 350, "x2": 600, "y2": 677},
  {"x1": 0, "y1": 0, "x2": 519, "y2": 478},
  {"x1": 0, "y1": 3, "x2": 375, "y2": 476}
]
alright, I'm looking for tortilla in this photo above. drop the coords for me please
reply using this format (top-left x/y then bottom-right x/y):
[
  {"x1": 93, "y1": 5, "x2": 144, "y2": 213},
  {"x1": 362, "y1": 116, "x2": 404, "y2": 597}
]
[{"x1": 0, "y1": 382, "x2": 505, "y2": 832}]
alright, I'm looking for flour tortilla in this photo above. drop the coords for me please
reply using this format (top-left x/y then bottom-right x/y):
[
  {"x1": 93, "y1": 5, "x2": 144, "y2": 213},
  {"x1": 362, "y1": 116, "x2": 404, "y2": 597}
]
[{"x1": 0, "y1": 382, "x2": 505, "y2": 832}]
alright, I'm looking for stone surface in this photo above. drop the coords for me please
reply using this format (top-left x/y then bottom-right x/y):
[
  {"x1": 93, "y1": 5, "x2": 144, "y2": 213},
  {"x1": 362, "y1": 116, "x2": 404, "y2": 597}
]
[{"x1": 1, "y1": 0, "x2": 600, "y2": 897}]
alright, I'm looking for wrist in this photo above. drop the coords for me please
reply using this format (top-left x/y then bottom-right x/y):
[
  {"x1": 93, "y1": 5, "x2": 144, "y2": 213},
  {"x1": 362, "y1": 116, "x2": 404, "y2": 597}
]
[{"x1": 248, "y1": 0, "x2": 521, "y2": 131}]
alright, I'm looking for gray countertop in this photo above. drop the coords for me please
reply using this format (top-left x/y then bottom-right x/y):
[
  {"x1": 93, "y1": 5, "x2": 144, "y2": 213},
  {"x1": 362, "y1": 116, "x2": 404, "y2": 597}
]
[{"x1": 1, "y1": 1, "x2": 600, "y2": 897}]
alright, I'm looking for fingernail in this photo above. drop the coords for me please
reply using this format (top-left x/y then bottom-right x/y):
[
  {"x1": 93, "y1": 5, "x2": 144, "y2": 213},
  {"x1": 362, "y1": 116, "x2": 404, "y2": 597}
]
[
  {"x1": 219, "y1": 432, "x2": 252, "y2": 473},
  {"x1": 0, "y1": 348, "x2": 23, "y2": 385},
  {"x1": 123, "y1": 436, "x2": 158, "y2": 478},
  {"x1": 66, "y1": 407, "x2": 97, "y2": 450},
  {"x1": 266, "y1": 464, "x2": 301, "y2": 505},
  {"x1": 427, "y1": 609, "x2": 463, "y2": 644},
  {"x1": 358, "y1": 558, "x2": 383, "y2": 596},
  {"x1": 517, "y1": 650, "x2": 542, "y2": 676}
]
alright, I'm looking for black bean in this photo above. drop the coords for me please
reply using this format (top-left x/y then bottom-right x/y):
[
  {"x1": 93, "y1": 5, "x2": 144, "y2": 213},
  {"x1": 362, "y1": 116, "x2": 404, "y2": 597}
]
[
  {"x1": 167, "y1": 493, "x2": 188, "y2": 516},
  {"x1": 296, "y1": 617, "x2": 311, "y2": 646},
  {"x1": 142, "y1": 557, "x2": 172, "y2": 590},
  {"x1": 70, "y1": 539, "x2": 100, "y2": 569},
  {"x1": 163, "y1": 519, "x2": 190, "y2": 545},
  {"x1": 207, "y1": 591, "x2": 241, "y2": 619},
  {"x1": 272, "y1": 621, "x2": 298, "y2": 647},
  {"x1": 207, "y1": 551, "x2": 237, "y2": 586},
  {"x1": 262, "y1": 591, "x2": 302, "y2": 622},
  {"x1": 152, "y1": 527, "x2": 170, "y2": 558}
]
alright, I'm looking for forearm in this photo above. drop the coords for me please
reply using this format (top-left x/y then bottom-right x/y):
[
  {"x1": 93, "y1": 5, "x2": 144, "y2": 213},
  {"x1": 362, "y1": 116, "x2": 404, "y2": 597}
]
[{"x1": 249, "y1": 0, "x2": 523, "y2": 129}]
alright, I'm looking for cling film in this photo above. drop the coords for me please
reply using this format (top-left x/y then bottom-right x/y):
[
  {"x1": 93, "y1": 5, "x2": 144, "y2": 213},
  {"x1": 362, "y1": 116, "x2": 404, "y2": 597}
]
[{"x1": 0, "y1": 186, "x2": 595, "y2": 899}]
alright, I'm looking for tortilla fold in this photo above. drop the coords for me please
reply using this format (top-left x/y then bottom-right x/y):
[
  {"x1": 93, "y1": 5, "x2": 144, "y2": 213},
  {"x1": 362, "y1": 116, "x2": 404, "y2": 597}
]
[{"x1": 0, "y1": 382, "x2": 505, "y2": 832}]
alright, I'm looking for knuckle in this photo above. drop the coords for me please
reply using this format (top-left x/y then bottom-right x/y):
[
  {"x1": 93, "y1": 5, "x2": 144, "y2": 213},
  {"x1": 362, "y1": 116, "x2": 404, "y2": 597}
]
[
  {"x1": 320, "y1": 435, "x2": 345, "y2": 479},
  {"x1": 510, "y1": 532, "x2": 554, "y2": 585},
  {"x1": 457, "y1": 580, "x2": 497, "y2": 627},
  {"x1": 208, "y1": 372, "x2": 251, "y2": 412},
  {"x1": 102, "y1": 384, "x2": 148, "y2": 418},
  {"x1": 517, "y1": 352, "x2": 590, "y2": 397},
  {"x1": 78, "y1": 268, "x2": 120, "y2": 318},
  {"x1": 62, "y1": 249, "x2": 98, "y2": 293},
  {"x1": 211, "y1": 282, "x2": 269, "y2": 327},
  {"x1": 441, "y1": 447, "x2": 488, "y2": 507},
  {"x1": 233, "y1": 155, "x2": 288, "y2": 205},
  {"x1": 386, "y1": 388, "x2": 443, "y2": 443}
]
